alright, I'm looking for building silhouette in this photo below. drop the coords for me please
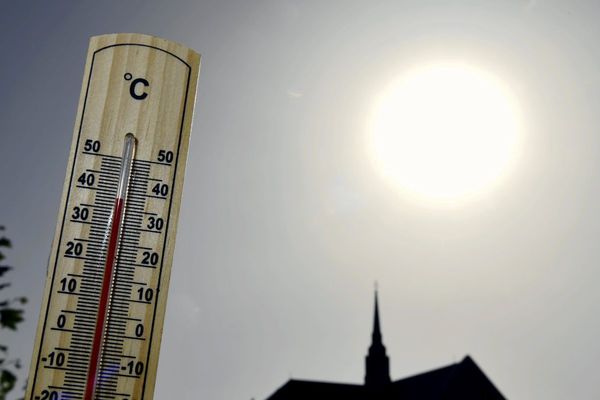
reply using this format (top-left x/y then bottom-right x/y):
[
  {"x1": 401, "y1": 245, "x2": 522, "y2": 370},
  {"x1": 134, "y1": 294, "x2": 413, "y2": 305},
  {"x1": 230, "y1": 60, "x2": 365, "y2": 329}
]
[{"x1": 266, "y1": 291, "x2": 506, "y2": 399}]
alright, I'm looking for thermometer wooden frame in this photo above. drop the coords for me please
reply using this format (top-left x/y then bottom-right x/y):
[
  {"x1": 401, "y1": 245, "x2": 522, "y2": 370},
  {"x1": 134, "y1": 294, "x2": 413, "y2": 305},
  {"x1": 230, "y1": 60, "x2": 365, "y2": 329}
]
[{"x1": 25, "y1": 33, "x2": 200, "y2": 400}]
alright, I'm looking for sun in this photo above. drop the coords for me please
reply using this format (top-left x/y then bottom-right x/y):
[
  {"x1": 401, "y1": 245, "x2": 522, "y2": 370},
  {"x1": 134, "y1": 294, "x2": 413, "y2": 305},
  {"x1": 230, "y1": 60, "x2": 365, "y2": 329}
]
[{"x1": 368, "y1": 62, "x2": 521, "y2": 204}]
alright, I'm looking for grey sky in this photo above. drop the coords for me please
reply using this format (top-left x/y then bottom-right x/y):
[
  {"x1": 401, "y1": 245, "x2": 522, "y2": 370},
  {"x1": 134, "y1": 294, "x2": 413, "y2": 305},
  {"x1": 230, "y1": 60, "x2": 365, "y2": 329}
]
[{"x1": 2, "y1": 1, "x2": 600, "y2": 399}]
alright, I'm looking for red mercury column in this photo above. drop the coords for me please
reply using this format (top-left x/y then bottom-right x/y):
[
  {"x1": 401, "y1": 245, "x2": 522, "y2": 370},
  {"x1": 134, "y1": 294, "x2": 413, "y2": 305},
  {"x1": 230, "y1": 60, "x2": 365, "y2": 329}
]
[{"x1": 84, "y1": 133, "x2": 136, "y2": 400}]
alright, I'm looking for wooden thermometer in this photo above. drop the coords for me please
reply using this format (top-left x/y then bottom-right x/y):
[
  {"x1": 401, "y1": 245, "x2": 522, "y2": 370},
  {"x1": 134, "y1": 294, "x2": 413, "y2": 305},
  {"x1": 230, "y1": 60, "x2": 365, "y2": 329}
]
[{"x1": 25, "y1": 33, "x2": 200, "y2": 400}]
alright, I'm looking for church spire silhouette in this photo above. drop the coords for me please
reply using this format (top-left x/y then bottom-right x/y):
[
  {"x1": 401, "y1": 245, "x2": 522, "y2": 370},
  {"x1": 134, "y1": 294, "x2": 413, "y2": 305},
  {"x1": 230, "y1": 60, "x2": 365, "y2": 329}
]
[
  {"x1": 266, "y1": 287, "x2": 507, "y2": 399},
  {"x1": 365, "y1": 289, "x2": 391, "y2": 387}
]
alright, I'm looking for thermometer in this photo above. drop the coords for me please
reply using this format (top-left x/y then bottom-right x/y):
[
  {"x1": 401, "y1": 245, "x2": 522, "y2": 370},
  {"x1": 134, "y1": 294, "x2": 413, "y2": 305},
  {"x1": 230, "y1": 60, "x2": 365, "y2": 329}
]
[{"x1": 25, "y1": 33, "x2": 200, "y2": 400}]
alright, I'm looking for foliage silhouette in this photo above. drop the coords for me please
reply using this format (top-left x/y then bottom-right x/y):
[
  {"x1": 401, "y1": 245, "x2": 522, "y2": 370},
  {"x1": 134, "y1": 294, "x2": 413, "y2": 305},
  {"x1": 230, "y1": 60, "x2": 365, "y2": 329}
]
[{"x1": 0, "y1": 226, "x2": 27, "y2": 400}]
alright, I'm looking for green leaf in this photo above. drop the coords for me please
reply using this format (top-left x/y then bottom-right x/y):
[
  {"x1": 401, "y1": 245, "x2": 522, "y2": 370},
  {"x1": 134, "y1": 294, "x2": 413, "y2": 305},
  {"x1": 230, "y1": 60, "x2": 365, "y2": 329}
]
[
  {"x1": 0, "y1": 238, "x2": 10, "y2": 248},
  {"x1": 0, "y1": 266, "x2": 11, "y2": 278},
  {"x1": 0, "y1": 309, "x2": 23, "y2": 330},
  {"x1": 0, "y1": 368, "x2": 17, "y2": 396}
]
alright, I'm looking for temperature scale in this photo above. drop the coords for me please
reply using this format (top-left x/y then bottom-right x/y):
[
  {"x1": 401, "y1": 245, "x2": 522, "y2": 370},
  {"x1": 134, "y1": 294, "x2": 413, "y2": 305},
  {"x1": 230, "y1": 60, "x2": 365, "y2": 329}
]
[{"x1": 25, "y1": 33, "x2": 200, "y2": 400}]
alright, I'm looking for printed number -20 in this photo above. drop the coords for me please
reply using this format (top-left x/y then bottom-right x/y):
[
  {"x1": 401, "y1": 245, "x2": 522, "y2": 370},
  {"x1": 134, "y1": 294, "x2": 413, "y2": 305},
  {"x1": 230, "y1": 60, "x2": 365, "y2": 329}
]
[{"x1": 40, "y1": 390, "x2": 59, "y2": 400}]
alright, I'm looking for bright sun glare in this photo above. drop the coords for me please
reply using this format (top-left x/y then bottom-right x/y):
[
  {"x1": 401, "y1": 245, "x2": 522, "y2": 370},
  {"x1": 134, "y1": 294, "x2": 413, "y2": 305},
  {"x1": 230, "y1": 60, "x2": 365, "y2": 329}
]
[{"x1": 369, "y1": 62, "x2": 521, "y2": 204}]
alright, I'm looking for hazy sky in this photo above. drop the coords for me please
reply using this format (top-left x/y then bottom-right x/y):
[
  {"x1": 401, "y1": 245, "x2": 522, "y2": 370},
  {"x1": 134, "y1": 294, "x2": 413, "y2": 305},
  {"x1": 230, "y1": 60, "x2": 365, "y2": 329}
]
[{"x1": 2, "y1": 1, "x2": 600, "y2": 399}]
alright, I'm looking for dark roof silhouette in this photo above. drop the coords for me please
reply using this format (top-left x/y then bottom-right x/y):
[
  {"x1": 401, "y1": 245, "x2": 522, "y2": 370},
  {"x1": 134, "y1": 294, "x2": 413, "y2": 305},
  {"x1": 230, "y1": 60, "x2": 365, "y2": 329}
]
[
  {"x1": 266, "y1": 292, "x2": 506, "y2": 399},
  {"x1": 268, "y1": 356, "x2": 504, "y2": 399}
]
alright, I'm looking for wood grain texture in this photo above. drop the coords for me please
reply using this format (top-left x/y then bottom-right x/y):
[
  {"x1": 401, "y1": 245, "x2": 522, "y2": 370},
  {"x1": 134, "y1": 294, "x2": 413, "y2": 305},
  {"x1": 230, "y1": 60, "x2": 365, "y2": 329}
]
[{"x1": 25, "y1": 33, "x2": 200, "y2": 400}]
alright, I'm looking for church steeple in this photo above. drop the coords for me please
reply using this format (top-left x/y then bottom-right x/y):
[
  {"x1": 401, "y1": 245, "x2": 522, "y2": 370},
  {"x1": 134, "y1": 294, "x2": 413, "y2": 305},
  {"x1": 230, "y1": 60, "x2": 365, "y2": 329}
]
[{"x1": 365, "y1": 289, "x2": 391, "y2": 387}]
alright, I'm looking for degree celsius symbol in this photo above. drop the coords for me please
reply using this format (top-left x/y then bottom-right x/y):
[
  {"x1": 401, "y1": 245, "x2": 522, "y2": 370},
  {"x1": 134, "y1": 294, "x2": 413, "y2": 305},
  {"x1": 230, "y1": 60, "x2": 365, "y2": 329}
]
[{"x1": 124, "y1": 73, "x2": 150, "y2": 100}]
